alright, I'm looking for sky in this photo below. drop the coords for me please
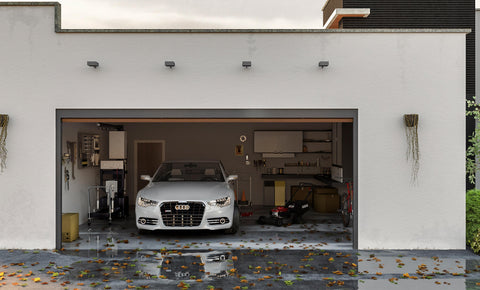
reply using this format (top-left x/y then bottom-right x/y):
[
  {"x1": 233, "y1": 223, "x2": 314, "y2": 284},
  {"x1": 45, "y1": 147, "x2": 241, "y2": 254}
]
[
  {"x1": 25, "y1": 0, "x2": 480, "y2": 29},
  {"x1": 42, "y1": 0, "x2": 328, "y2": 29}
]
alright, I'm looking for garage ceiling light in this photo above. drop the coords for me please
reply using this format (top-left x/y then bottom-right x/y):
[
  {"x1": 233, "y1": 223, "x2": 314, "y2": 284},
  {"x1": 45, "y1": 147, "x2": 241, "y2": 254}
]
[
  {"x1": 242, "y1": 61, "x2": 252, "y2": 68},
  {"x1": 165, "y1": 61, "x2": 175, "y2": 68},
  {"x1": 318, "y1": 61, "x2": 329, "y2": 68},
  {"x1": 87, "y1": 61, "x2": 99, "y2": 68}
]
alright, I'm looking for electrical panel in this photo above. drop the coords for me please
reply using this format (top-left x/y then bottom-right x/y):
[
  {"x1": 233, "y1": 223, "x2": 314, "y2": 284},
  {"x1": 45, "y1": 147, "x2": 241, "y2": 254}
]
[{"x1": 78, "y1": 133, "x2": 100, "y2": 168}]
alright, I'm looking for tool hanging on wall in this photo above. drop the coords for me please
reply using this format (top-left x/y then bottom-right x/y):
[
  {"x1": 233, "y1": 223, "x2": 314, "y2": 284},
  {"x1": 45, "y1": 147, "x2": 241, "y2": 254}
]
[
  {"x1": 66, "y1": 141, "x2": 77, "y2": 180},
  {"x1": 0, "y1": 114, "x2": 9, "y2": 173},
  {"x1": 63, "y1": 153, "x2": 71, "y2": 190},
  {"x1": 64, "y1": 166, "x2": 70, "y2": 190}
]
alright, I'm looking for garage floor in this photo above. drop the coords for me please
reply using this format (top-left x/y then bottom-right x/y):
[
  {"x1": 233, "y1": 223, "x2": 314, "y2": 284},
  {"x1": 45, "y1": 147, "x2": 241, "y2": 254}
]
[{"x1": 62, "y1": 207, "x2": 352, "y2": 251}]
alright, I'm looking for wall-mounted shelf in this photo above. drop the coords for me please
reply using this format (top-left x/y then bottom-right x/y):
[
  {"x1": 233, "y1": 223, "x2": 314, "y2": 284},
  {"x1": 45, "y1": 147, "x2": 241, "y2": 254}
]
[
  {"x1": 303, "y1": 130, "x2": 332, "y2": 153},
  {"x1": 284, "y1": 163, "x2": 318, "y2": 167},
  {"x1": 303, "y1": 140, "x2": 332, "y2": 143}
]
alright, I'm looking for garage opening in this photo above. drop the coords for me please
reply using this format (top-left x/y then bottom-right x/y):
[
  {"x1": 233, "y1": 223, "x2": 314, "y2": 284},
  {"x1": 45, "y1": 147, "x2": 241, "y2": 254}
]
[{"x1": 56, "y1": 109, "x2": 357, "y2": 250}]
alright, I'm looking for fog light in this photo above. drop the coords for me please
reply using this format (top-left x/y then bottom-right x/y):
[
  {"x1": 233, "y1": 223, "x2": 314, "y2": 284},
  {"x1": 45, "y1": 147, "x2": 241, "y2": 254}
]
[
  {"x1": 139, "y1": 218, "x2": 147, "y2": 225},
  {"x1": 219, "y1": 218, "x2": 226, "y2": 224}
]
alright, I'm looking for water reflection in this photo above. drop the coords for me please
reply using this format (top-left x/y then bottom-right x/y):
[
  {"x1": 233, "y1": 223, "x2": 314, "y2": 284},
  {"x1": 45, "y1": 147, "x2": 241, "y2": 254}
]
[{"x1": 137, "y1": 250, "x2": 232, "y2": 280}]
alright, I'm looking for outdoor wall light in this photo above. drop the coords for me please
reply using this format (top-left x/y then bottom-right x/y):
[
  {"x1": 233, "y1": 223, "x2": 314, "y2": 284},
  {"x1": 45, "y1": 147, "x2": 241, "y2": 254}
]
[
  {"x1": 318, "y1": 61, "x2": 329, "y2": 68},
  {"x1": 87, "y1": 61, "x2": 99, "y2": 68},
  {"x1": 165, "y1": 61, "x2": 176, "y2": 68},
  {"x1": 242, "y1": 61, "x2": 252, "y2": 68}
]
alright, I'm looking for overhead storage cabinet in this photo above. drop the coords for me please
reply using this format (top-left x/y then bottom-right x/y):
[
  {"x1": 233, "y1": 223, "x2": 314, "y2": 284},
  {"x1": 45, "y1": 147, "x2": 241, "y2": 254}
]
[{"x1": 254, "y1": 131, "x2": 303, "y2": 153}]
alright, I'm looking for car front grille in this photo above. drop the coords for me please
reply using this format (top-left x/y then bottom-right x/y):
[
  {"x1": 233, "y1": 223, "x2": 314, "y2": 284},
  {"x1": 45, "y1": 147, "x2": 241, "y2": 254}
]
[{"x1": 160, "y1": 202, "x2": 205, "y2": 227}]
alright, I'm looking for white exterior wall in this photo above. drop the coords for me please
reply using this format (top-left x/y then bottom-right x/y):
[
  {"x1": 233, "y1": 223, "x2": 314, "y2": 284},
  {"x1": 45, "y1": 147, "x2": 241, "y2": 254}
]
[{"x1": 0, "y1": 5, "x2": 466, "y2": 249}]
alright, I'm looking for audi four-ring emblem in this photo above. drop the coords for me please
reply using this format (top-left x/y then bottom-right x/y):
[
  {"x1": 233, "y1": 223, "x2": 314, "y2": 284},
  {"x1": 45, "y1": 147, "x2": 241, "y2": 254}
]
[{"x1": 175, "y1": 204, "x2": 190, "y2": 210}]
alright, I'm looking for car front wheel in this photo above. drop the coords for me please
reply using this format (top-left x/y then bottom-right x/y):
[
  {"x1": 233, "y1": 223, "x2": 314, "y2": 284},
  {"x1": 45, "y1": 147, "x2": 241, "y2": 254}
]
[{"x1": 224, "y1": 204, "x2": 240, "y2": 234}]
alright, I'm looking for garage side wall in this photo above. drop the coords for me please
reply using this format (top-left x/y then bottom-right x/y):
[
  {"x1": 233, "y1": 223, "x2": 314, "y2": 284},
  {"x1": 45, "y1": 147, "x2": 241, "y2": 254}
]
[{"x1": 0, "y1": 5, "x2": 466, "y2": 249}]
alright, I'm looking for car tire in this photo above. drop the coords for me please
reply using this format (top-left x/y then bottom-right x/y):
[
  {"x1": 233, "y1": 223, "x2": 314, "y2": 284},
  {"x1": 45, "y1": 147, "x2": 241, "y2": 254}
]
[{"x1": 225, "y1": 205, "x2": 240, "y2": 234}]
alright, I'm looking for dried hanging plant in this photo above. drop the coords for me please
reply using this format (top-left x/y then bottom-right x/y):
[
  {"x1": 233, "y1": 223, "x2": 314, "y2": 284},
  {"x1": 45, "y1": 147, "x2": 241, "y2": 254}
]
[
  {"x1": 0, "y1": 115, "x2": 8, "y2": 173},
  {"x1": 404, "y1": 114, "x2": 419, "y2": 184}
]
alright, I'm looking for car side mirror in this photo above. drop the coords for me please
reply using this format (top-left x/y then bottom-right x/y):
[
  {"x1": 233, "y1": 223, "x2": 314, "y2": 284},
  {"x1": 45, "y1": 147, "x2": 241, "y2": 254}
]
[
  {"x1": 226, "y1": 175, "x2": 238, "y2": 182},
  {"x1": 141, "y1": 175, "x2": 152, "y2": 181}
]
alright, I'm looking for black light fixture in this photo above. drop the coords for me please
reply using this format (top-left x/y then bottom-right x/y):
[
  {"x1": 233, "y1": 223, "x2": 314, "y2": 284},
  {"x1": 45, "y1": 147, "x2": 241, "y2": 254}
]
[
  {"x1": 242, "y1": 61, "x2": 252, "y2": 68},
  {"x1": 165, "y1": 61, "x2": 175, "y2": 68},
  {"x1": 318, "y1": 61, "x2": 329, "y2": 68},
  {"x1": 87, "y1": 61, "x2": 99, "y2": 68}
]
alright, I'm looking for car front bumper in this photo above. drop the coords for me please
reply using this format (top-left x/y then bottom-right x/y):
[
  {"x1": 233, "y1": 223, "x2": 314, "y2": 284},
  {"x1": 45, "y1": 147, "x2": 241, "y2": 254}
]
[{"x1": 136, "y1": 200, "x2": 234, "y2": 231}]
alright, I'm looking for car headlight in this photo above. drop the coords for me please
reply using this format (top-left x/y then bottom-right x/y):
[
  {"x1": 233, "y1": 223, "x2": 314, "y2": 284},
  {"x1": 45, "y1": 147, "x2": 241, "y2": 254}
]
[
  {"x1": 137, "y1": 197, "x2": 159, "y2": 207},
  {"x1": 208, "y1": 196, "x2": 231, "y2": 207}
]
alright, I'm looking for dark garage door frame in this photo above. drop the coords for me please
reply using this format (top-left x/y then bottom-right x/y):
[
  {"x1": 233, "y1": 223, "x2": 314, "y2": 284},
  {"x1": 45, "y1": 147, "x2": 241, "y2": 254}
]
[{"x1": 56, "y1": 109, "x2": 358, "y2": 249}]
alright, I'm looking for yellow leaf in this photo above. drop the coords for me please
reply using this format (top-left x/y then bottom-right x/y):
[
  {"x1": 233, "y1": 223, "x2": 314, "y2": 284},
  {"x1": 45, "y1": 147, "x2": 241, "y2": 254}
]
[
  {"x1": 403, "y1": 273, "x2": 410, "y2": 278},
  {"x1": 34, "y1": 277, "x2": 41, "y2": 282}
]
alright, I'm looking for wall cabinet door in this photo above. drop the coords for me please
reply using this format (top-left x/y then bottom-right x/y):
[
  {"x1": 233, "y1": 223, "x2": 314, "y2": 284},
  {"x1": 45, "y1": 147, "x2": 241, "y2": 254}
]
[{"x1": 254, "y1": 131, "x2": 303, "y2": 153}]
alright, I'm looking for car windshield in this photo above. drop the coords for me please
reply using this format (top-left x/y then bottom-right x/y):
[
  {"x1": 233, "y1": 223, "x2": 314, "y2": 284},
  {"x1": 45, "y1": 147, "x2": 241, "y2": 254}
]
[{"x1": 152, "y1": 162, "x2": 225, "y2": 182}]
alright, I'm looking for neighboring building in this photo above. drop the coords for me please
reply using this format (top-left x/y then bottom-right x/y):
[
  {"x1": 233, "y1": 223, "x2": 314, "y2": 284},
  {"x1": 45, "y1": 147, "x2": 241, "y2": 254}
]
[
  {"x1": 0, "y1": 2, "x2": 469, "y2": 250},
  {"x1": 323, "y1": 0, "x2": 476, "y2": 189}
]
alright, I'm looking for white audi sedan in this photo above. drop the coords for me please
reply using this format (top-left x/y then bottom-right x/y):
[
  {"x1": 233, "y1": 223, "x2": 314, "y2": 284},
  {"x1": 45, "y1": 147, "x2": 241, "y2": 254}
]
[{"x1": 136, "y1": 161, "x2": 239, "y2": 234}]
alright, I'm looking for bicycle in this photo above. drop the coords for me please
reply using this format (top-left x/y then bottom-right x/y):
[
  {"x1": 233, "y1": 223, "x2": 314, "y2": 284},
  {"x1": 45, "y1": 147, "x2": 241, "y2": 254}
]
[{"x1": 341, "y1": 181, "x2": 353, "y2": 227}]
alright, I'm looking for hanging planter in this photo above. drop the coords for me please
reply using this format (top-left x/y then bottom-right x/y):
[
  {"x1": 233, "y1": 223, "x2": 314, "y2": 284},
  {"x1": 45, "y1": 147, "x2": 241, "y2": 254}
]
[
  {"x1": 404, "y1": 114, "x2": 419, "y2": 184},
  {"x1": 0, "y1": 114, "x2": 8, "y2": 173}
]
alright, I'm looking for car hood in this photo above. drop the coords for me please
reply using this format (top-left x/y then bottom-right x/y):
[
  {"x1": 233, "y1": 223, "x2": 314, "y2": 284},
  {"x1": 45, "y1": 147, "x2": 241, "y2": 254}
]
[{"x1": 139, "y1": 182, "x2": 231, "y2": 201}]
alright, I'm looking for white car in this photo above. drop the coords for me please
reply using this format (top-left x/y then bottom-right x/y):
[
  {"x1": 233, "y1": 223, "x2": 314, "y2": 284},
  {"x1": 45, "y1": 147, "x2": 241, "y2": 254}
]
[{"x1": 136, "y1": 161, "x2": 239, "y2": 234}]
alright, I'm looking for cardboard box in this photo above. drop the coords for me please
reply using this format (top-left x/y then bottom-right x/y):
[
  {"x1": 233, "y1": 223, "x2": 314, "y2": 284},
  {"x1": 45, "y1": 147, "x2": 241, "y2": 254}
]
[
  {"x1": 62, "y1": 213, "x2": 79, "y2": 242},
  {"x1": 313, "y1": 187, "x2": 339, "y2": 213}
]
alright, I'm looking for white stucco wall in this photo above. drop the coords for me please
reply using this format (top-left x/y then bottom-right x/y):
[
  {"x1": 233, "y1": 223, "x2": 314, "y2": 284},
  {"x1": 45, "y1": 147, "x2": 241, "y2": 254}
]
[{"x1": 0, "y1": 4, "x2": 467, "y2": 249}]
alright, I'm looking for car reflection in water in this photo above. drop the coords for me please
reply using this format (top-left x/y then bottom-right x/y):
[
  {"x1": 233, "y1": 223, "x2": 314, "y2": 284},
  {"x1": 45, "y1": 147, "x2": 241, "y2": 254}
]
[{"x1": 138, "y1": 250, "x2": 232, "y2": 280}]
